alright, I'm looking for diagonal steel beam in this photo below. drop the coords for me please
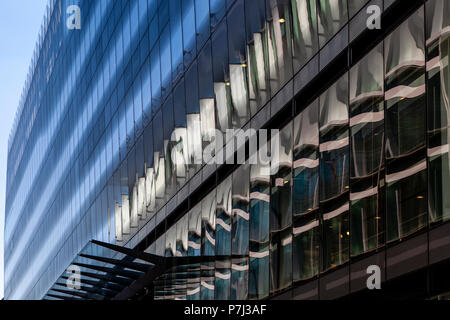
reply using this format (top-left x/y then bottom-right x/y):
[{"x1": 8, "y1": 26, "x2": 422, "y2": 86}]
[
  {"x1": 46, "y1": 293, "x2": 84, "y2": 301},
  {"x1": 79, "y1": 271, "x2": 134, "y2": 286},
  {"x1": 113, "y1": 263, "x2": 167, "y2": 300},
  {"x1": 91, "y1": 240, "x2": 165, "y2": 265},
  {"x1": 60, "y1": 275, "x2": 124, "y2": 292},
  {"x1": 73, "y1": 262, "x2": 142, "y2": 279},
  {"x1": 78, "y1": 253, "x2": 151, "y2": 273},
  {"x1": 55, "y1": 282, "x2": 116, "y2": 298},
  {"x1": 112, "y1": 254, "x2": 248, "y2": 300},
  {"x1": 164, "y1": 254, "x2": 247, "y2": 265},
  {"x1": 50, "y1": 288, "x2": 101, "y2": 300}
]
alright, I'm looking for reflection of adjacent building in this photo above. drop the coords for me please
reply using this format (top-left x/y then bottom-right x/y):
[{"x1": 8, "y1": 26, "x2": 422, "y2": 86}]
[{"x1": 4, "y1": 0, "x2": 450, "y2": 301}]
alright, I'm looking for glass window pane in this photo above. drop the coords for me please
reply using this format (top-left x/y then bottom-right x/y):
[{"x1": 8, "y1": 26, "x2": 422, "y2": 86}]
[
  {"x1": 319, "y1": 74, "x2": 349, "y2": 270},
  {"x1": 349, "y1": 44, "x2": 385, "y2": 256},
  {"x1": 151, "y1": 41, "x2": 161, "y2": 111},
  {"x1": 245, "y1": 0, "x2": 269, "y2": 112},
  {"x1": 231, "y1": 257, "x2": 249, "y2": 299},
  {"x1": 212, "y1": 21, "x2": 232, "y2": 133},
  {"x1": 196, "y1": 0, "x2": 211, "y2": 49},
  {"x1": 153, "y1": 111, "x2": 166, "y2": 210},
  {"x1": 113, "y1": 172, "x2": 123, "y2": 242},
  {"x1": 293, "y1": 213, "x2": 319, "y2": 281},
  {"x1": 249, "y1": 163, "x2": 270, "y2": 299},
  {"x1": 133, "y1": 77, "x2": 143, "y2": 137},
  {"x1": 232, "y1": 164, "x2": 250, "y2": 255},
  {"x1": 215, "y1": 176, "x2": 232, "y2": 300},
  {"x1": 150, "y1": 15, "x2": 159, "y2": 49},
  {"x1": 170, "y1": 0, "x2": 184, "y2": 83},
  {"x1": 176, "y1": 215, "x2": 188, "y2": 256},
  {"x1": 317, "y1": 0, "x2": 348, "y2": 47},
  {"x1": 202, "y1": 190, "x2": 217, "y2": 256},
  {"x1": 216, "y1": 176, "x2": 233, "y2": 256},
  {"x1": 138, "y1": 0, "x2": 148, "y2": 38},
  {"x1": 183, "y1": 0, "x2": 197, "y2": 67},
  {"x1": 228, "y1": 0, "x2": 251, "y2": 125},
  {"x1": 201, "y1": 261, "x2": 215, "y2": 300},
  {"x1": 322, "y1": 202, "x2": 349, "y2": 270},
  {"x1": 198, "y1": 41, "x2": 215, "y2": 99},
  {"x1": 294, "y1": 100, "x2": 319, "y2": 216},
  {"x1": 119, "y1": 102, "x2": 127, "y2": 160},
  {"x1": 270, "y1": 122, "x2": 293, "y2": 293},
  {"x1": 188, "y1": 204, "x2": 202, "y2": 300},
  {"x1": 291, "y1": 0, "x2": 318, "y2": 72},
  {"x1": 271, "y1": 123, "x2": 293, "y2": 230},
  {"x1": 125, "y1": 90, "x2": 135, "y2": 149},
  {"x1": 293, "y1": 100, "x2": 319, "y2": 280},
  {"x1": 426, "y1": 0, "x2": 450, "y2": 223},
  {"x1": 320, "y1": 75, "x2": 349, "y2": 200},
  {"x1": 128, "y1": 150, "x2": 138, "y2": 228},
  {"x1": 266, "y1": 0, "x2": 294, "y2": 95},
  {"x1": 165, "y1": 225, "x2": 177, "y2": 257},
  {"x1": 141, "y1": 58, "x2": 152, "y2": 126},
  {"x1": 185, "y1": 62, "x2": 203, "y2": 175},
  {"x1": 231, "y1": 164, "x2": 250, "y2": 300},
  {"x1": 210, "y1": 0, "x2": 227, "y2": 30},
  {"x1": 163, "y1": 97, "x2": 177, "y2": 199},
  {"x1": 189, "y1": 204, "x2": 202, "y2": 256},
  {"x1": 159, "y1": 0, "x2": 169, "y2": 29},
  {"x1": 160, "y1": 24, "x2": 172, "y2": 99},
  {"x1": 384, "y1": 8, "x2": 427, "y2": 241},
  {"x1": 214, "y1": 258, "x2": 231, "y2": 299},
  {"x1": 348, "y1": 0, "x2": 368, "y2": 18},
  {"x1": 173, "y1": 80, "x2": 189, "y2": 188}
]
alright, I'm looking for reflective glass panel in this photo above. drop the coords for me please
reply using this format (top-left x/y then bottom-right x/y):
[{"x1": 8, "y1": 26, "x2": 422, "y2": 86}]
[
  {"x1": 249, "y1": 163, "x2": 270, "y2": 299},
  {"x1": 291, "y1": 0, "x2": 318, "y2": 72},
  {"x1": 317, "y1": 0, "x2": 348, "y2": 47},
  {"x1": 384, "y1": 8, "x2": 427, "y2": 241},
  {"x1": 349, "y1": 44, "x2": 385, "y2": 256},
  {"x1": 293, "y1": 100, "x2": 319, "y2": 280},
  {"x1": 319, "y1": 74, "x2": 349, "y2": 270},
  {"x1": 426, "y1": 0, "x2": 450, "y2": 223},
  {"x1": 270, "y1": 122, "x2": 293, "y2": 293}
]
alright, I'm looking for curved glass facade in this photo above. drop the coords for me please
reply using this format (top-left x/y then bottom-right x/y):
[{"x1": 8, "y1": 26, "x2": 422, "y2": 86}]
[{"x1": 4, "y1": 0, "x2": 450, "y2": 301}]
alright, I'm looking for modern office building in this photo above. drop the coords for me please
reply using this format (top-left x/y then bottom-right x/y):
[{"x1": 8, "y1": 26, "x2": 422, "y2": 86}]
[{"x1": 4, "y1": 0, "x2": 450, "y2": 300}]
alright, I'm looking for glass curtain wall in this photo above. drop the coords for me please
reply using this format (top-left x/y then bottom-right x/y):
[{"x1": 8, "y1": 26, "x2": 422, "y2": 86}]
[
  {"x1": 20, "y1": 0, "x2": 450, "y2": 302},
  {"x1": 111, "y1": 0, "x2": 354, "y2": 249},
  {"x1": 142, "y1": 4, "x2": 450, "y2": 302}
]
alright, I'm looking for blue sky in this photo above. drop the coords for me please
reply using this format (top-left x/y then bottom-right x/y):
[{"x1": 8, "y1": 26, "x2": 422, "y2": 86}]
[{"x1": 0, "y1": 0, "x2": 48, "y2": 299}]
